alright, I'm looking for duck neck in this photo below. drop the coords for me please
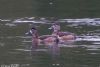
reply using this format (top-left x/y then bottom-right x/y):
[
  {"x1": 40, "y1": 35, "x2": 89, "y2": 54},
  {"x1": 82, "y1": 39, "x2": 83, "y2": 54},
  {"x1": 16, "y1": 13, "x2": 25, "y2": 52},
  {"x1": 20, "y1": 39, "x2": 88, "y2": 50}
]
[
  {"x1": 52, "y1": 30, "x2": 59, "y2": 36},
  {"x1": 32, "y1": 30, "x2": 39, "y2": 39}
]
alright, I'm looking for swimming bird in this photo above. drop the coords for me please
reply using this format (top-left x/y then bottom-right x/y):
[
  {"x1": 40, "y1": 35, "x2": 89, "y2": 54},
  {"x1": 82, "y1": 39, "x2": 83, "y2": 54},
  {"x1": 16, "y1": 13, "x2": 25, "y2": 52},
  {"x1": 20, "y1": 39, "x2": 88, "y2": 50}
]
[
  {"x1": 49, "y1": 22, "x2": 76, "y2": 43},
  {"x1": 26, "y1": 27, "x2": 59, "y2": 49}
]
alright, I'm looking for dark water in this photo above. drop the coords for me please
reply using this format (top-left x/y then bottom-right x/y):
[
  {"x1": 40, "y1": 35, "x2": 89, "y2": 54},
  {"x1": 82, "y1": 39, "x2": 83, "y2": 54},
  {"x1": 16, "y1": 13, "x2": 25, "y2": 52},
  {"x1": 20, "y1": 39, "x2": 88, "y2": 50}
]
[
  {"x1": 0, "y1": 17, "x2": 100, "y2": 67},
  {"x1": 0, "y1": 0, "x2": 100, "y2": 67},
  {"x1": 0, "y1": 0, "x2": 100, "y2": 17}
]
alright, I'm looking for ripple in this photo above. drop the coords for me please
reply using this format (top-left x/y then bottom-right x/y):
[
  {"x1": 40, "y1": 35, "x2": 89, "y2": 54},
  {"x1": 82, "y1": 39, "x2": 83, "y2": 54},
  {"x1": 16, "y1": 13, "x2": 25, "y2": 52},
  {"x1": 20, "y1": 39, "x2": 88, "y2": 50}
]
[
  {"x1": 15, "y1": 36, "x2": 31, "y2": 38},
  {"x1": 58, "y1": 44, "x2": 78, "y2": 47},
  {"x1": 22, "y1": 40, "x2": 31, "y2": 43},
  {"x1": 14, "y1": 49, "x2": 47, "y2": 52},
  {"x1": 59, "y1": 18, "x2": 100, "y2": 26},
  {"x1": 87, "y1": 48, "x2": 100, "y2": 51},
  {"x1": 76, "y1": 36, "x2": 100, "y2": 41},
  {"x1": 1, "y1": 17, "x2": 100, "y2": 26},
  {"x1": 85, "y1": 45, "x2": 100, "y2": 49},
  {"x1": 12, "y1": 17, "x2": 47, "y2": 24},
  {"x1": 93, "y1": 42, "x2": 100, "y2": 44},
  {"x1": 0, "y1": 19, "x2": 11, "y2": 22},
  {"x1": 5, "y1": 23, "x2": 16, "y2": 27},
  {"x1": 14, "y1": 49, "x2": 31, "y2": 52}
]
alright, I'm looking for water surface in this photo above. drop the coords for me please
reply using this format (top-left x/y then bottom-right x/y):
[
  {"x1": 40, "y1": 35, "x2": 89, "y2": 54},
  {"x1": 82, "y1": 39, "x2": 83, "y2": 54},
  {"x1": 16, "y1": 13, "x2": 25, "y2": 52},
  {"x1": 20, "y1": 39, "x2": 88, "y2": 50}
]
[{"x1": 0, "y1": 17, "x2": 100, "y2": 67}]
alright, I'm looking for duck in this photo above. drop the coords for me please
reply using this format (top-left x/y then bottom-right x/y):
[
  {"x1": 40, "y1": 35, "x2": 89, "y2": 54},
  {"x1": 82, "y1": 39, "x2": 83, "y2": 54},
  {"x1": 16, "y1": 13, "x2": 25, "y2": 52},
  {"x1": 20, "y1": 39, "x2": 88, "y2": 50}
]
[
  {"x1": 48, "y1": 22, "x2": 76, "y2": 43},
  {"x1": 25, "y1": 27, "x2": 59, "y2": 49}
]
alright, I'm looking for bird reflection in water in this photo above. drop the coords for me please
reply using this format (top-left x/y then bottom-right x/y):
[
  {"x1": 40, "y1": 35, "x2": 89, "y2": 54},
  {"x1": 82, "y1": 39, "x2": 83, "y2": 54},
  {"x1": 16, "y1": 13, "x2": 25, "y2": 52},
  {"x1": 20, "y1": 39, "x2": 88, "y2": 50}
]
[{"x1": 46, "y1": 38, "x2": 60, "y2": 66}]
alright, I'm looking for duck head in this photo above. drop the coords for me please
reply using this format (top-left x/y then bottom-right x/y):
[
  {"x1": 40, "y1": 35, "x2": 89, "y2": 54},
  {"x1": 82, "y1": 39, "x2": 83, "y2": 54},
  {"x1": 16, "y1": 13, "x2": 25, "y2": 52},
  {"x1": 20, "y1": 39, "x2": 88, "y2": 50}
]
[
  {"x1": 25, "y1": 27, "x2": 38, "y2": 36},
  {"x1": 48, "y1": 22, "x2": 60, "y2": 36}
]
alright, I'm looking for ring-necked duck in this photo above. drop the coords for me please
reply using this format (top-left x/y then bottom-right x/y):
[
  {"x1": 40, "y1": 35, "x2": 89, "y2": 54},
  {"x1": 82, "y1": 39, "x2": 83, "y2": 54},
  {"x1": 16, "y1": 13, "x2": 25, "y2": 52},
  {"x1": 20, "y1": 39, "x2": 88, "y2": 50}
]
[
  {"x1": 26, "y1": 27, "x2": 59, "y2": 49},
  {"x1": 49, "y1": 22, "x2": 76, "y2": 43}
]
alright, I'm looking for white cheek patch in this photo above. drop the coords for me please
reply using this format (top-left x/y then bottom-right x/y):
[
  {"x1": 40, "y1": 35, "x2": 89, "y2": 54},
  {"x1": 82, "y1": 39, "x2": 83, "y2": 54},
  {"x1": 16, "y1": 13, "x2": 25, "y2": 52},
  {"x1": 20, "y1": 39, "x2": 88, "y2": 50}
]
[
  {"x1": 30, "y1": 30, "x2": 33, "y2": 34},
  {"x1": 48, "y1": 26, "x2": 53, "y2": 29},
  {"x1": 48, "y1": 27, "x2": 52, "y2": 29}
]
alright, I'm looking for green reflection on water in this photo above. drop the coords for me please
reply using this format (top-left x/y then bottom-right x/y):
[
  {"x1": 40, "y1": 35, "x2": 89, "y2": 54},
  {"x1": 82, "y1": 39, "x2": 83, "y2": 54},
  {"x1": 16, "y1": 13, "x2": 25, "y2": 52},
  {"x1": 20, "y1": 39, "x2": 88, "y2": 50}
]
[{"x1": 0, "y1": 0, "x2": 100, "y2": 17}]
